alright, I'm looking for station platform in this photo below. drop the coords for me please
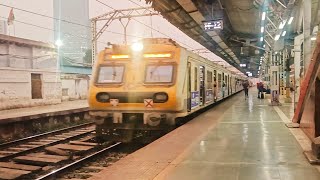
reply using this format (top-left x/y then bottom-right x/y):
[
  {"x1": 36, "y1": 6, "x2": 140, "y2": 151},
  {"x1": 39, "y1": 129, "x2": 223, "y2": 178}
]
[
  {"x1": 90, "y1": 89, "x2": 320, "y2": 180},
  {"x1": 0, "y1": 100, "x2": 88, "y2": 124}
]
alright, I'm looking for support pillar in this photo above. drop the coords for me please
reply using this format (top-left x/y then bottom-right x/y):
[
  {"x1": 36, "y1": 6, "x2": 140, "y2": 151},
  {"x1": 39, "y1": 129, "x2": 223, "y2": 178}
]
[
  {"x1": 269, "y1": 51, "x2": 281, "y2": 106},
  {"x1": 308, "y1": 77, "x2": 320, "y2": 162},
  {"x1": 294, "y1": 34, "x2": 304, "y2": 109},
  {"x1": 303, "y1": 0, "x2": 312, "y2": 75},
  {"x1": 285, "y1": 49, "x2": 292, "y2": 103},
  {"x1": 91, "y1": 20, "x2": 97, "y2": 66}
]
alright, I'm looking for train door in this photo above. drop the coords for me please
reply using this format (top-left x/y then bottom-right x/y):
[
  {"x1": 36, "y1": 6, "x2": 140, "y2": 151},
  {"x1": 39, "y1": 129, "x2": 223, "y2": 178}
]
[
  {"x1": 206, "y1": 70, "x2": 213, "y2": 103},
  {"x1": 218, "y1": 73, "x2": 222, "y2": 99},
  {"x1": 199, "y1": 66, "x2": 205, "y2": 106},
  {"x1": 222, "y1": 73, "x2": 225, "y2": 98},
  {"x1": 231, "y1": 76, "x2": 234, "y2": 94},
  {"x1": 227, "y1": 75, "x2": 230, "y2": 95},
  {"x1": 187, "y1": 62, "x2": 191, "y2": 112}
]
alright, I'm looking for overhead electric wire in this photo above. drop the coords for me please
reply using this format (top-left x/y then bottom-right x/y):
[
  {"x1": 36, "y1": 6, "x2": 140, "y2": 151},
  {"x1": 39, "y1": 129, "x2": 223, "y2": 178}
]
[
  {"x1": 0, "y1": 3, "x2": 144, "y2": 40},
  {"x1": 0, "y1": 16, "x2": 109, "y2": 46},
  {"x1": 1, "y1": 2, "x2": 193, "y2": 50},
  {"x1": 97, "y1": 0, "x2": 234, "y2": 69},
  {"x1": 125, "y1": 1, "x2": 228, "y2": 68},
  {"x1": 95, "y1": 0, "x2": 194, "y2": 50},
  {"x1": 1, "y1": 1, "x2": 237, "y2": 71},
  {"x1": 125, "y1": 0, "x2": 238, "y2": 71}
]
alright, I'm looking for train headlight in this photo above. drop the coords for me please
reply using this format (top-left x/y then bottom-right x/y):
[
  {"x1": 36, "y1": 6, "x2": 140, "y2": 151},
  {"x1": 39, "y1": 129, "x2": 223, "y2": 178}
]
[
  {"x1": 153, "y1": 92, "x2": 168, "y2": 103},
  {"x1": 131, "y1": 42, "x2": 144, "y2": 52},
  {"x1": 96, "y1": 92, "x2": 110, "y2": 103}
]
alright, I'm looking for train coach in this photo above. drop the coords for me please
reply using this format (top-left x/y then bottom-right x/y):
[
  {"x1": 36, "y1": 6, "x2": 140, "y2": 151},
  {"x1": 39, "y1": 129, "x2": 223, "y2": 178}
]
[{"x1": 88, "y1": 38, "x2": 246, "y2": 142}]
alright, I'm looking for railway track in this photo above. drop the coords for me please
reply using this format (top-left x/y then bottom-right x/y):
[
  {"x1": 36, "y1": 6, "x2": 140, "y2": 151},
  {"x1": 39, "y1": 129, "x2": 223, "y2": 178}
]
[
  {"x1": 36, "y1": 142, "x2": 121, "y2": 180},
  {"x1": 0, "y1": 122, "x2": 95, "y2": 161},
  {"x1": 0, "y1": 123, "x2": 100, "y2": 180}
]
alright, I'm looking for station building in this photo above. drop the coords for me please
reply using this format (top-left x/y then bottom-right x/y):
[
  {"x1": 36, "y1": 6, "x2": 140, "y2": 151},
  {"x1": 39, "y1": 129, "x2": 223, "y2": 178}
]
[{"x1": 0, "y1": 34, "x2": 91, "y2": 110}]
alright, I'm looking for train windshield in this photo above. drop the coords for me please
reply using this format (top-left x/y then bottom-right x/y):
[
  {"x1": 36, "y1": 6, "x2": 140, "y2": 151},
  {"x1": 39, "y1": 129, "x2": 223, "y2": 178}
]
[
  {"x1": 145, "y1": 64, "x2": 174, "y2": 83},
  {"x1": 97, "y1": 66, "x2": 124, "y2": 83}
]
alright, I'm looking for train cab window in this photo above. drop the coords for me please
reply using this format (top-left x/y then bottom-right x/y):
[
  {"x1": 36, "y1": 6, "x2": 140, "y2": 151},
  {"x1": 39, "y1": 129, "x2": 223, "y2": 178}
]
[
  {"x1": 97, "y1": 66, "x2": 125, "y2": 83},
  {"x1": 145, "y1": 65, "x2": 174, "y2": 83}
]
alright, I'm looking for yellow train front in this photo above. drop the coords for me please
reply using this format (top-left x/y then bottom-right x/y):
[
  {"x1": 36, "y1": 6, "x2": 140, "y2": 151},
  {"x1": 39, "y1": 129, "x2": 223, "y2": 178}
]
[
  {"x1": 89, "y1": 39, "x2": 184, "y2": 142},
  {"x1": 89, "y1": 38, "x2": 245, "y2": 142}
]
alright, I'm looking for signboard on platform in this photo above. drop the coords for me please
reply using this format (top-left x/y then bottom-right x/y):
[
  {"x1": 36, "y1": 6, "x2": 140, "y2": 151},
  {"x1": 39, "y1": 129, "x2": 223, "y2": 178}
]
[{"x1": 203, "y1": 20, "x2": 223, "y2": 31}]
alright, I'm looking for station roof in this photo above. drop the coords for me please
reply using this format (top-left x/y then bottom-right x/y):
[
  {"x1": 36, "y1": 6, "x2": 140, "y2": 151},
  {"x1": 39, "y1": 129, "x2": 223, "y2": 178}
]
[{"x1": 145, "y1": 0, "x2": 309, "y2": 77}]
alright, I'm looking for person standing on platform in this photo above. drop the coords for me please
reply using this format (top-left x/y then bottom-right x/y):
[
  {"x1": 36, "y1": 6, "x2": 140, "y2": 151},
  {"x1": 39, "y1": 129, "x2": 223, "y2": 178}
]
[
  {"x1": 258, "y1": 81, "x2": 264, "y2": 98},
  {"x1": 257, "y1": 82, "x2": 260, "y2": 98},
  {"x1": 242, "y1": 80, "x2": 249, "y2": 100}
]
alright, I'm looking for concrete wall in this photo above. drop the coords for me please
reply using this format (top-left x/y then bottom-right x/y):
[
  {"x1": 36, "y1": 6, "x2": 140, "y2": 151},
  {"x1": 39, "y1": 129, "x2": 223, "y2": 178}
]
[
  {"x1": 61, "y1": 74, "x2": 89, "y2": 101},
  {"x1": 0, "y1": 42, "x2": 61, "y2": 110}
]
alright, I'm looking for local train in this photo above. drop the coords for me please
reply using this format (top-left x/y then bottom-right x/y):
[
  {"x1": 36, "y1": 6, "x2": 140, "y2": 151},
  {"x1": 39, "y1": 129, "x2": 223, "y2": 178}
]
[{"x1": 88, "y1": 38, "x2": 246, "y2": 142}]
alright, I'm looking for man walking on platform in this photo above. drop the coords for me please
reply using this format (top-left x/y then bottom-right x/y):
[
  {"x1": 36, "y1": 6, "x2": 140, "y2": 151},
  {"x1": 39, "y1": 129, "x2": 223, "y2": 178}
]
[{"x1": 242, "y1": 80, "x2": 249, "y2": 100}]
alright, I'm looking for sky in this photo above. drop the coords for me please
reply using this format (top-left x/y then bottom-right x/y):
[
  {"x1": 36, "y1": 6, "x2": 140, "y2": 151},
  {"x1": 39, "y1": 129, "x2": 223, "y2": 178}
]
[{"x1": 0, "y1": 0, "x2": 238, "y2": 71}]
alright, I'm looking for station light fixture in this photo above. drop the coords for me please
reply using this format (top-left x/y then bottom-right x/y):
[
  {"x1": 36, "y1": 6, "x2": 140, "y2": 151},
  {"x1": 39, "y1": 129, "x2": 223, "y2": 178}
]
[
  {"x1": 263, "y1": 44, "x2": 266, "y2": 48},
  {"x1": 260, "y1": 37, "x2": 264, "y2": 41},
  {"x1": 311, "y1": 36, "x2": 317, "y2": 41},
  {"x1": 288, "y1": 17, "x2": 294, "y2": 24},
  {"x1": 278, "y1": 21, "x2": 286, "y2": 29},
  {"x1": 261, "y1": 27, "x2": 264, "y2": 33},
  {"x1": 55, "y1": 39, "x2": 63, "y2": 47},
  {"x1": 262, "y1": 12, "x2": 266, "y2": 21},
  {"x1": 274, "y1": 34, "x2": 280, "y2": 41},
  {"x1": 282, "y1": 31, "x2": 287, "y2": 36},
  {"x1": 131, "y1": 42, "x2": 144, "y2": 52}
]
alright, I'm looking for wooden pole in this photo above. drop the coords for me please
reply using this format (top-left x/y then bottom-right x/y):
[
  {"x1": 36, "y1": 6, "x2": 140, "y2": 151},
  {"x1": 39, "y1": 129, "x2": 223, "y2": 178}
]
[
  {"x1": 292, "y1": 33, "x2": 320, "y2": 123},
  {"x1": 315, "y1": 77, "x2": 320, "y2": 137}
]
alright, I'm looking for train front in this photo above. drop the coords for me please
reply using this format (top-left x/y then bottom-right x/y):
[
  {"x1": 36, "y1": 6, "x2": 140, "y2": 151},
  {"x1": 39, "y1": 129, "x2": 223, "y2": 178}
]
[{"x1": 88, "y1": 39, "x2": 182, "y2": 142}]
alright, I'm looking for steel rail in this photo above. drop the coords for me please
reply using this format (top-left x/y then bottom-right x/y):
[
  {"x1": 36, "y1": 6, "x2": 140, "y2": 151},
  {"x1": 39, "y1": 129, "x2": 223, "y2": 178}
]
[
  {"x1": 0, "y1": 122, "x2": 93, "y2": 149},
  {"x1": 0, "y1": 123, "x2": 95, "y2": 161},
  {"x1": 36, "y1": 142, "x2": 122, "y2": 180}
]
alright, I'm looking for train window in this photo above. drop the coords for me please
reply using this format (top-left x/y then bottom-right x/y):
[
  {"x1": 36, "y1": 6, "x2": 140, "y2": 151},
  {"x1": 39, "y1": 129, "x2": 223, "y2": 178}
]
[
  {"x1": 145, "y1": 65, "x2": 174, "y2": 83},
  {"x1": 97, "y1": 66, "x2": 125, "y2": 83}
]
